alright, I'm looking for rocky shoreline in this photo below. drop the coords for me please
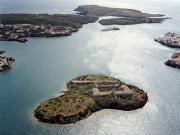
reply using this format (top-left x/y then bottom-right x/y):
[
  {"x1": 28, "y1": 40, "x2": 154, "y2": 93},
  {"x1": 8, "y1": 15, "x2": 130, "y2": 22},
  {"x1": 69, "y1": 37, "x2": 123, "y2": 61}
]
[
  {"x1": 0, "y1": 51, "x2": 15, "y2": 72},
  {"x1": 155, "y1": 32, "x2": 180, "y2": 48},
  {"x1": 0, "y1": 24, "x2": 78, "y2": 43},
  {"x1": 34, "y1": 74, "x2": 148, "y2": 124},
  {"x1": 165, "y1": 52, "x2": 180, "y2": 69}
]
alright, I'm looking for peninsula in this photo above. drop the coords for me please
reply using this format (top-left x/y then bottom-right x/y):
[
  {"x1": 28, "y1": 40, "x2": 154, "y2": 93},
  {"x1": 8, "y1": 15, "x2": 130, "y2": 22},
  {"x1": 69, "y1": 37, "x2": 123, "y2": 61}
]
[
  {"x1": 155, "y1": 32, "x2": 180, "y2": 48},
  {"x1": 75, "y1": 5, "x2": 168, "y2": 25},
  {"x1": 165, "y1": 52, "x2": 180, "y2": 69},
  {"x1": 34, "y1": 74, "x2": 148, "y2": 124}
]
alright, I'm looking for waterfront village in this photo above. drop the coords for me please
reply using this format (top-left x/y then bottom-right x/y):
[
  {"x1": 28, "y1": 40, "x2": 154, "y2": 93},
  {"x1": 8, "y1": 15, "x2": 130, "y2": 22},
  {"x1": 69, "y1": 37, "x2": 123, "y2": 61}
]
[{"x1": 0, "y1": 24, "x2": 78, "y2": 42}]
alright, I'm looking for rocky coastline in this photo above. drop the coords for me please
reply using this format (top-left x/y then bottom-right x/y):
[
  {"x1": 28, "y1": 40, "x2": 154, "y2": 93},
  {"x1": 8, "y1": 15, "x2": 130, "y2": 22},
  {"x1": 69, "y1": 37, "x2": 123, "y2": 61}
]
[
  {"x1": 0, "y1": 51, "x2": 15, "y2": 72},
  {"x1": 155, "y1": 32, "x2": 180, "y2": 48},
  {"x1": 34, "y1": 74, "x2": 148, "y2": 124},
  {"x1": 165, "y1": 52, "x2": 180, "y2": 69}
]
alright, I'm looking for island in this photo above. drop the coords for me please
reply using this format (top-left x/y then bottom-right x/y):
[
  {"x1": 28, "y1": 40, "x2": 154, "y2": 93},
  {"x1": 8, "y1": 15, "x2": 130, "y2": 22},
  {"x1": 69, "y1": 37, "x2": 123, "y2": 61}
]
[
  {"x1": 74, "y1": 5, "x2": 168, "y2": 25},
  {"x1": 0, "y1": 51, "x2": 15, "y2": 72},
  {"x1": 0, "y1": 14, "x2": 98, "y2": 42},
  {"x1": 165, "y1": 52, "x2": 180, "y2": 69},
  {"x1": 155, "y1": 32, "x2": 180, "y2": 48},
  {"x1": 34, "y1": 74, "x2": 148, "y2": 124}
]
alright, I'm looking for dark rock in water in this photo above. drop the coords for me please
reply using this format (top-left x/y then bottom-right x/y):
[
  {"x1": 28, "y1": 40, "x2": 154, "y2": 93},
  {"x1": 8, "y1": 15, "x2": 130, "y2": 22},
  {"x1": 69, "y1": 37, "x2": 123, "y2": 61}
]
[
  {"x1": 165, "y1": 52, "x2": 180, "y2": 69},
  {"x1": 0, "y1": 54, "x2": 15, "y2": 72},
  {"x1": 0, "y1": 51, "x2": 5, "y2": 55},
  {"x1": 99, "y1": 17, "x2": 167, "y2": 25},
  {"x1": 155, "y1": 32, "x2": 180, "y2": 48},
  {"x1": 101, "y1": 27, "x2": 120, "y2": 31},
  {"x1": 74, "y1": 5, "x2": 164, "y2": 18},
  {"x1": 0, "y1": 6, "x2": 168, "y2": 43},
  {"x1": 17, "y1": 38, "x2": 28, "y2": 43}
]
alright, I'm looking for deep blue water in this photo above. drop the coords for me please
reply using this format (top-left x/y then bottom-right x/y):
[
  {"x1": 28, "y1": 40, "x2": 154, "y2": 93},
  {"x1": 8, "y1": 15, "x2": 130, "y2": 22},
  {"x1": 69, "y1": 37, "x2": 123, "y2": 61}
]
[{"x1": 0, "y1": 0, "x2": 180, "y2": 135}]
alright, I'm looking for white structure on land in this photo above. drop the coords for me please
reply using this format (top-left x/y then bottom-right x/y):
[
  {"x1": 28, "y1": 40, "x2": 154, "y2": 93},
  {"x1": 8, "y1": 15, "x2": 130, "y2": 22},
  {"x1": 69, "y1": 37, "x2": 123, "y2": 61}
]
[
  {"x1": 92, "y1": 84, "x2": 133, "y2": 98},
  {"x1": 70, "y1": 80, "x2": 133, "y2": 98}
]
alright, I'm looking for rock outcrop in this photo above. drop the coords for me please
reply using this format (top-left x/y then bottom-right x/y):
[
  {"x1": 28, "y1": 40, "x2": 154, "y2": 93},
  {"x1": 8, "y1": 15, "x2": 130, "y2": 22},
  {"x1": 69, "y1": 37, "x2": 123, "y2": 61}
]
[
  {"x1": 0, "y1": 53, "x2": 15, "y2": 72},
  {"x1": 155, "y1": 32, "x2": 180, "y2": 48},
  {"x1": 165, "y1": 52, "x2": 180, "y2": 69}
]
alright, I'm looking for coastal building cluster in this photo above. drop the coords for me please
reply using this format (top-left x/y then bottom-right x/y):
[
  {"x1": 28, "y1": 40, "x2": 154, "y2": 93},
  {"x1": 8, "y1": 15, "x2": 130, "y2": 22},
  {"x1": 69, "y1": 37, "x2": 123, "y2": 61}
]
[
  {"x1": 0, "y1": 24, "x2": 78, "y2": 42},
  {"x1": 92, "y1": 83, "x2": 133, "y2": 98},
  {"x1": 0, "y1": 54, "x2": 15, "y2": 72},
  {"x1": 71, "y1": 80, "x2": 133, "y2": 98}
]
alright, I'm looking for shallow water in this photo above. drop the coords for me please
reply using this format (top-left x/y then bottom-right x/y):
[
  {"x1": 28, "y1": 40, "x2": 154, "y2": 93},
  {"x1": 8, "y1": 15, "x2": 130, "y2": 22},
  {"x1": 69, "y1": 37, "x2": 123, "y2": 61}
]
[{"x1": 0, "y1": 0, "x2": 180, "y2": 135}]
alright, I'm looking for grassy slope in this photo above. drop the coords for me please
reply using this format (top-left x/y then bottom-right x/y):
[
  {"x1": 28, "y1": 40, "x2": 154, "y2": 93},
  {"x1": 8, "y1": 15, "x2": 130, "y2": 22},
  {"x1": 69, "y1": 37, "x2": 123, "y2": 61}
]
[{"x1": 0, "y1": 14, "x2": 98, "y2": 28}]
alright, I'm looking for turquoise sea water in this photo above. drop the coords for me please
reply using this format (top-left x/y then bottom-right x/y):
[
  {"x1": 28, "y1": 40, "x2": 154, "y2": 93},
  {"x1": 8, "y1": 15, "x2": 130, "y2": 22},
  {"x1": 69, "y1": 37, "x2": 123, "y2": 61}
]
[{"x1": 0, "y1": 0, "x2": 180, "y2": 135}]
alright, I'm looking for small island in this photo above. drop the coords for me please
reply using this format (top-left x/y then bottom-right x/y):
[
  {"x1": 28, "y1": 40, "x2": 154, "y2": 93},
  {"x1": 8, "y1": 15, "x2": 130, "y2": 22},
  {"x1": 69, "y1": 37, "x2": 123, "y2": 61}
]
[
  {"x1": 155, "y1": 32, "x2": 180, "y2": 48},
  {"x1": 0, "y1": 51, "x2": 15, "y2": 72},
  {"x1": 165, "y1": 52, "x2": 180, "y2": 69},
  {"x1": 34, "y1": 74, "x2": 148, "y2": 124}
]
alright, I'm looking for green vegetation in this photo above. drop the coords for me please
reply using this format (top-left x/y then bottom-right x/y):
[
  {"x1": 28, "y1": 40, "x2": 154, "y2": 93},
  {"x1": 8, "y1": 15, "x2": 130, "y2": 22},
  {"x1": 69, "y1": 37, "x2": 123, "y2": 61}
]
[
  {"x1": 37, "y1": 90, "x2": 95, "y2": 117},
  {"x1": 0, "y1": 14, "x2": 98, "y2": 28},
  {"x1": 34, "y1": 74, "x2": 148, "y2": 124}
]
